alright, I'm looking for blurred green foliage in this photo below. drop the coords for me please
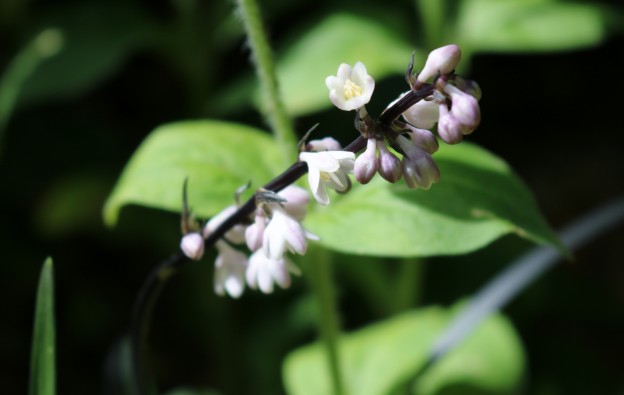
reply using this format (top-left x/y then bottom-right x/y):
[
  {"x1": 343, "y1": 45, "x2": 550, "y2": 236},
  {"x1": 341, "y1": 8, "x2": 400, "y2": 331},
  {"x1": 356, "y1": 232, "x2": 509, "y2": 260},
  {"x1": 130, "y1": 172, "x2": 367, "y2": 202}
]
[{"x1": 2, "y1": 0, "x2": 624, "y2": 394}]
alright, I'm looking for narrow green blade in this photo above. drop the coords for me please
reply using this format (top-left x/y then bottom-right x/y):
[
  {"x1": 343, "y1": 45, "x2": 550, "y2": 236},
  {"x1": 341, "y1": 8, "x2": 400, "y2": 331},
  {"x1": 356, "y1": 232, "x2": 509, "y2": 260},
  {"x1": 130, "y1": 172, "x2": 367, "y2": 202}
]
[{"x1": 29, "y1": 257, "x2": 56, "y2": 395}]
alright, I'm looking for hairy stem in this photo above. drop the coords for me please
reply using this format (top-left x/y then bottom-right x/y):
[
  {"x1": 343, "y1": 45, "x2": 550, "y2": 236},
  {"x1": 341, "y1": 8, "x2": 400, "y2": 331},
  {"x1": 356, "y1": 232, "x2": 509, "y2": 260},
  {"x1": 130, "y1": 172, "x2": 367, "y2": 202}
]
[{"x1": 236, "y1": 0, "x2": 297, "y2": 163}]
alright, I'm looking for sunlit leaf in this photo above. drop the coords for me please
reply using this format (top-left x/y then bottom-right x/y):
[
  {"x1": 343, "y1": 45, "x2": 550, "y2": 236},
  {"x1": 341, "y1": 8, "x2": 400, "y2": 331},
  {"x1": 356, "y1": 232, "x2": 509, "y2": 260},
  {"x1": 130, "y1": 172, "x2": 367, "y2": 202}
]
[
  {"x1": 283, "y1": 304, "x2": 524, "y2": 395},
  {"x1": 305, "y1": 142, "x2": 562, "y2": 257},
  {"x1": 29, "y1": 257, "x2": 56, "y2": 395},
  {"x1": 104, "y1": 120, "x2": 282, "y2": 226},
  {"x1": 456, "y1": 0, "x2": 606, "y2": 53}
]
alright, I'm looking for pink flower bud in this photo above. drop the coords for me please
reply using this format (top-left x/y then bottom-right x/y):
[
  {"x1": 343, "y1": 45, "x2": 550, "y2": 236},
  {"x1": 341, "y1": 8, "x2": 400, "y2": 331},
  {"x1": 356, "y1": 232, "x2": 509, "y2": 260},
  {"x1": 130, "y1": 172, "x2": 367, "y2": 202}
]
[
  {"x1": 401, "y1": 153, "x2": 440, "y2": 190},
  {"x1": 377, "y1": 143, "x2": 402, "y2": 183},
  {"x1": 180, "y1": 232, "x2": 205, "y2": 260},
  {"x1": 444, "y1": 84, "x2": 481, "y2": 131},
  {"x1": 354, "y1": 138, "x2": 379, "y2": 184},
  {"x1": 418, "y1": 44, "x2": 461, "y2": 82},
  {"x1": 404, "y1": 125, "x2": 439, "y2": 154},
  {"x1": 437, "y1": 104, "x2": 465, "y2": 144}
]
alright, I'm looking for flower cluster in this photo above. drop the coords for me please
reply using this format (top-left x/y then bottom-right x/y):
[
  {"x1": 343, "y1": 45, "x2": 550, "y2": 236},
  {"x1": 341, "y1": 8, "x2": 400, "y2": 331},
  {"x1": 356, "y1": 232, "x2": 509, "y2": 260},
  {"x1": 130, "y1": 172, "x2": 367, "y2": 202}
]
[
  {"x1": 180, "y1": 185, "x2": 317, "y2": 298},
  {"x1": 326, "y1": 44, "x2": 481, "y2": 189},
  {"x1": 181, "y1": 44, "x2": 482, "y2": 299}
]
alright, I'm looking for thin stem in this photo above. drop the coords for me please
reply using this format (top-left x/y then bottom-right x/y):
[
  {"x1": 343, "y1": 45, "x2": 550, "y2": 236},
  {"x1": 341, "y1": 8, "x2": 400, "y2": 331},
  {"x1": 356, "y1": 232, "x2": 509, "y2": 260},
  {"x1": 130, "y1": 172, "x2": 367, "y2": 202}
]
[
  {"x1": 236, "y1": 0, "x2": 297, "y2": 163},
  {"x1": 129, "y1": 141, "x2": 361, "y2": 395},
  {"x1": 131, "y1": 255, "x2": 186, "y2": 395},
  {"x1": 307, "y1": 248, "x2": 346, "y2": 395}
]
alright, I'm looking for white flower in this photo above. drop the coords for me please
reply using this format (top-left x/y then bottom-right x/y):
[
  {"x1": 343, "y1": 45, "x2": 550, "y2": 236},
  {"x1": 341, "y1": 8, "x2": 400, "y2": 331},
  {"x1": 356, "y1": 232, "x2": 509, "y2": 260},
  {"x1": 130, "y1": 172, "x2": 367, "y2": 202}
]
[
  {"x1": 214, "y1": 240, "x2": 248, "y2": 298},
  {"x1": 180, "y1": 232, "x2": 205, "y2": 260},
  {"x1": 246, "y1": 249, "x2": 301, "y2": 294},
  {"x1": 263, "y1": 206, "x2": 319, "y2": 260},
  {"x1": 325, "y1": 62, "x2": 375, "y2": 111},
  {"x1": 299, "y1": 151, "x2": 355, "y2": 205}
]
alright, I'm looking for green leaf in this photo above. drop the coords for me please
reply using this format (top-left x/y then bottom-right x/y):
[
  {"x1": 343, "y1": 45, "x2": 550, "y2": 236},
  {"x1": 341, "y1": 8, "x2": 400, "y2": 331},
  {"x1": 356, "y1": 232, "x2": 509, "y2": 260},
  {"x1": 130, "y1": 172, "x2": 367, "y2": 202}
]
[
  {"x1": 456, "y1": 0, "x2": 606, "y2": 53},
  {"x1": 305, "y1": 142, "x2": 561, "y2": 257},
  {"x1": 18, "y1": 1, "x2": 155, "y2": 106},
  {"x1": 283, "y1": 304, "x2": 524, "y2": 395},
  {"x1": 275, "y1": 12, "x2": 414, "y2": 116},
  {"x1": 104, "y1": 120, "x2": 283, "y2": 226},
  {"x1": 29, "y1": 257, "x2": 56, "y2": 395}
]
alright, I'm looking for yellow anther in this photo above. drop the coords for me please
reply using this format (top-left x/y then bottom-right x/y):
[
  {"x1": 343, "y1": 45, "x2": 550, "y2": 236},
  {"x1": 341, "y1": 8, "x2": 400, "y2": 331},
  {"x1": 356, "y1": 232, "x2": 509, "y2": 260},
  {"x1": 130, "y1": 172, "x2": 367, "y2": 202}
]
[{"x1": 344, "y1": 79, "x2": 363, "y2": 100}]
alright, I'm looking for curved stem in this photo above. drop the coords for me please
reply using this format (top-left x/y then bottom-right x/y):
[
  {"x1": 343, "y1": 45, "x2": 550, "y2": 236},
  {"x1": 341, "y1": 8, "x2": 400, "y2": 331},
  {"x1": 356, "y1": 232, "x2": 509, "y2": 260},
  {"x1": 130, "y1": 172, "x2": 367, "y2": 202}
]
[
  {"x1": 129, "y1": 84, "x2": 432, "y2": 394},
  {"x1": 235, "y1": 0, "x2": 297, "y2": 163}
]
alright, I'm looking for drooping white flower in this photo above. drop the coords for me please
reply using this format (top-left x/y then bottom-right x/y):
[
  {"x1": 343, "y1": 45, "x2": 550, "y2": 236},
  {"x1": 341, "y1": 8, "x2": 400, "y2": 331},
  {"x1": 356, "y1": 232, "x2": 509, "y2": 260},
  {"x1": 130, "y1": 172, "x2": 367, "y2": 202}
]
[
  {"x1": 299, "y1": 150, "x2": 355, "y2": 205},
  {"x1": 262, "y1": 206, "x2": 319, "y2": 260},
  {"x1": 325, "y1": 62, "x2": 375, "y2": 111},
  {"x1": 246, "y1": 249, "x2": 301, "y2": 294},
  {"x1": 214, "y1": 240, "x2": 248, "y2": 298}
]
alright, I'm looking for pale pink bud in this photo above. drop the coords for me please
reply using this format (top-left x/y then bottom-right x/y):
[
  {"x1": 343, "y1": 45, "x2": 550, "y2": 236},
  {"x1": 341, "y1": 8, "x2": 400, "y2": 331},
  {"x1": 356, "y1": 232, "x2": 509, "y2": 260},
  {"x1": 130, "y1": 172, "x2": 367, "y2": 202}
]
[
  {"x1": 180, "y1": 232, "x2": 205, "y2": 260},
  {"x1": 203, "y1": 205, "x2": 246, "y2": 244},
  {"x1": 401, "y1": 153, "x2": 440, "y2": 190},
  {"x1": 436, "y1": 104, "x2": 465, "y2": 144},
  {"x1": 404, "y1": 125, "x2": 439, "y2": 154},
  {"x1": 377, "y1": 143, "x2": 402, "y2": 183},
  {"x1": 354, "y1": 138, "x2": 379, "y2": 184},
  {"x1": 418, "y1": 44, "x2": 461, "y2": 82},
  {"x1": 444, "y1": 84, "x2": 481, "y2": 131}
]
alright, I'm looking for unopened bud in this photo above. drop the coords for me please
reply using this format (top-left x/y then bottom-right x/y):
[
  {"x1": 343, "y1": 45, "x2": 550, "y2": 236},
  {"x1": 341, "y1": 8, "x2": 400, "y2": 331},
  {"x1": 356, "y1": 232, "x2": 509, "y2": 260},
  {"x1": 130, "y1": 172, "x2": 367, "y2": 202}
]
[
  {"x1": 401, "y1": 153, "x2": 440, "y2": 190},
  {"x1": 437, "y1": 104, "x2": 465, "y2": 144},
  {"x1": 377, "y1": 143, "x2": 402, "y2": 183},
  {"x1": 444, "y1": 84, "x2": 480, "y2": 131},
  {"x1": 404, "y1": 125, "x2": 439, "y2": 154},
  {"x1": 307, "y1": 137, "x2": 342, "y2": 152},
  {"x1": 418, "y1": 44, "x2": 461, "y2": 82},
  {"x1": 181, "y1": 232, "x2": 205, "y2": 260},
  {"x1": 354, "y1": 138, "x2": 379, "y2": 184}
]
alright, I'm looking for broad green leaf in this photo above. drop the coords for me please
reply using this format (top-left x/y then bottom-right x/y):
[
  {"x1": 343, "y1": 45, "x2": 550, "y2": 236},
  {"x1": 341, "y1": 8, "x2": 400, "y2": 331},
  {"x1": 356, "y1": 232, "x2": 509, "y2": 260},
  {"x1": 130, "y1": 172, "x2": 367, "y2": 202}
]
[
  {"x1": 283, "y1": 305, "x2": 524, "y2": 395},
  {"x1": 104, "y1": 120, "x2": 282, "y2": 226},
  {"x1": 456, "y1": 0, "x2": 606, "y2": 53},
  {"x1": 276, "y1": 12, "x2": 414, "y2": 116},
  {"x1": 29, "y1": 257, "x2": 56, "y2": 395},
  {"x1": 18, "y1": 1, "x2": 155, "y2": 106},
  {"x1": 305, "y1": 142, "x2": 561, "y2": 257}
]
